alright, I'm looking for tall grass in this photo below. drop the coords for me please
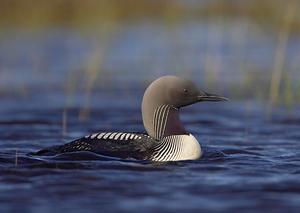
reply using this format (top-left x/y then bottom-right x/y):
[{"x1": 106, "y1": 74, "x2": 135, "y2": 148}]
[
  {"x1": 78, "y1": 48, "x2": 102, "y2": 121},
  {"x1": 62, "y1": 108, "x2": 67, "y2": 136},
  {"x1": 269, "y1": 0, "x2": 297, "y2": 108}
]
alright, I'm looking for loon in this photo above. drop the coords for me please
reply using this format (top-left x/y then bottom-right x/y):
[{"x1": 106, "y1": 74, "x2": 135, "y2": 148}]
[{"x1": 31, "y1": 76, "x2": 227, "y2": 161}]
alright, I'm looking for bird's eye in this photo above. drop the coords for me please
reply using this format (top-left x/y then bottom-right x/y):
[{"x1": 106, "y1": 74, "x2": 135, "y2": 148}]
[{"x1": 183, "y1": 89, "x2": 188, "y2": 93}]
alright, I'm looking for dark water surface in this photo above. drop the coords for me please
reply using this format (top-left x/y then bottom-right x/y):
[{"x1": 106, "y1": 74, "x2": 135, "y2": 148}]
[{"x1": 1, "y1": 90, "x2": 300, "y2": 213}]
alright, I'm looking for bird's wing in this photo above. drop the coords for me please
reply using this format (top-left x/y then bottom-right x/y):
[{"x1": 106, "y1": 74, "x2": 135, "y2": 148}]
[{"x1": 30, "y1": 132, "x2": 158, "y2": 160}]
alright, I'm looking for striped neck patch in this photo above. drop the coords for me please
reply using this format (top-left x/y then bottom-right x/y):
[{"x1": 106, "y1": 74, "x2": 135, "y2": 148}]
[{"x1": 153, "y1": 104, "x2": 171, "y2": 140}]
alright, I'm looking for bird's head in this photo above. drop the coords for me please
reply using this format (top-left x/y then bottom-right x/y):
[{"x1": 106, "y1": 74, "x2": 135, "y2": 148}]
[{"x1": 143, "y1": 75, "x2": 228, "y2": 110}]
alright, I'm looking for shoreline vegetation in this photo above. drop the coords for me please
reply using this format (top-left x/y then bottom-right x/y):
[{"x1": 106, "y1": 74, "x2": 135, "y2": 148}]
[{"x1": 0, "y1": 0, "x2": 299, "y2": 32}]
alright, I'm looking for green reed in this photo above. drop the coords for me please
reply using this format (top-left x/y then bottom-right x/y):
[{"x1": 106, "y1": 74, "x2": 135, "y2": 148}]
[{"x1": 269, "y1": 0, "x2": 297, "y2": 109}]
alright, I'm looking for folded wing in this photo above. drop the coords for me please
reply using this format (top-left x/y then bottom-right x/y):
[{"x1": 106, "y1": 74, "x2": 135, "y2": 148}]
[{"x1": 30, "y1": 132, "x2": 158, "y2": 160}]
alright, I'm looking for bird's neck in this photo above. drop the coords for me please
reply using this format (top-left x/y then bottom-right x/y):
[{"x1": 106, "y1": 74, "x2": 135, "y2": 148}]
[
  {"x1": 143, "y1": 104, "x2": 187, "y2": 140},
  {"x1": 164, "y1": 107, "x2": 187, "y2": 137}
]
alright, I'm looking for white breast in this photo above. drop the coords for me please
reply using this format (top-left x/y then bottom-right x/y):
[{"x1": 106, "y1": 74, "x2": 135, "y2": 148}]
[
  {"x1": 151, "y1": 134, "x2": 202, "y2": 162},
  {"x1": 178, "y1": 134, "x2": 202, "y2": 161}
]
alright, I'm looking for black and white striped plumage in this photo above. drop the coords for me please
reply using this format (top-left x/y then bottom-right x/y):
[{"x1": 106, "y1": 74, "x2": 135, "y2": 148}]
[
  {"x1": 32, "y1": 132, "x2": 157, "y2": 160},
  {"x1": 153, "y1": 104, "x2": 171, "y2": 140},
  {"x1": 31, "y1": 132, "x2": 201, "y2": 161}
]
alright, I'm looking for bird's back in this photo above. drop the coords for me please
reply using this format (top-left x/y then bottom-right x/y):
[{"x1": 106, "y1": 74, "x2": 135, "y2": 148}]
[{"x1": 30, "y1": 132, "x2": 158, "y2": 160}]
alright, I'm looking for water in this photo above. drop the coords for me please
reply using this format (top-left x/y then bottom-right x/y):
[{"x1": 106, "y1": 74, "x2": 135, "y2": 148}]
[
  {"x1": 1, "y1": 20, "x2": 300, "y2": 92},
  {"x1": 1, "y1": 89, "x2": 300, "y2": 213}
]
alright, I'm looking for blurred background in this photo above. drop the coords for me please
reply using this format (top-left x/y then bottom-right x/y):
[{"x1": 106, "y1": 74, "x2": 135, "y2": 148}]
[{"x1": 0, "y1": 0, "x2": 300, "y2": 111}]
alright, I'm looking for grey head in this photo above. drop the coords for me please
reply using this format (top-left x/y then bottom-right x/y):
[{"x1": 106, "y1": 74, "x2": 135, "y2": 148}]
[{"x1": 142, "y1": 75, "x2": 227, "y2": 140}]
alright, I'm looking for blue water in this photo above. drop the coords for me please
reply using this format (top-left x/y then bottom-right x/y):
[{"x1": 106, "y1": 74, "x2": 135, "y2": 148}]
[
  {"x1": 1, "y1": 20, "x2": 300, "y2": 92},
  {"x1": 1, "y1": 89, "x2": 300, "y2": 212}
]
